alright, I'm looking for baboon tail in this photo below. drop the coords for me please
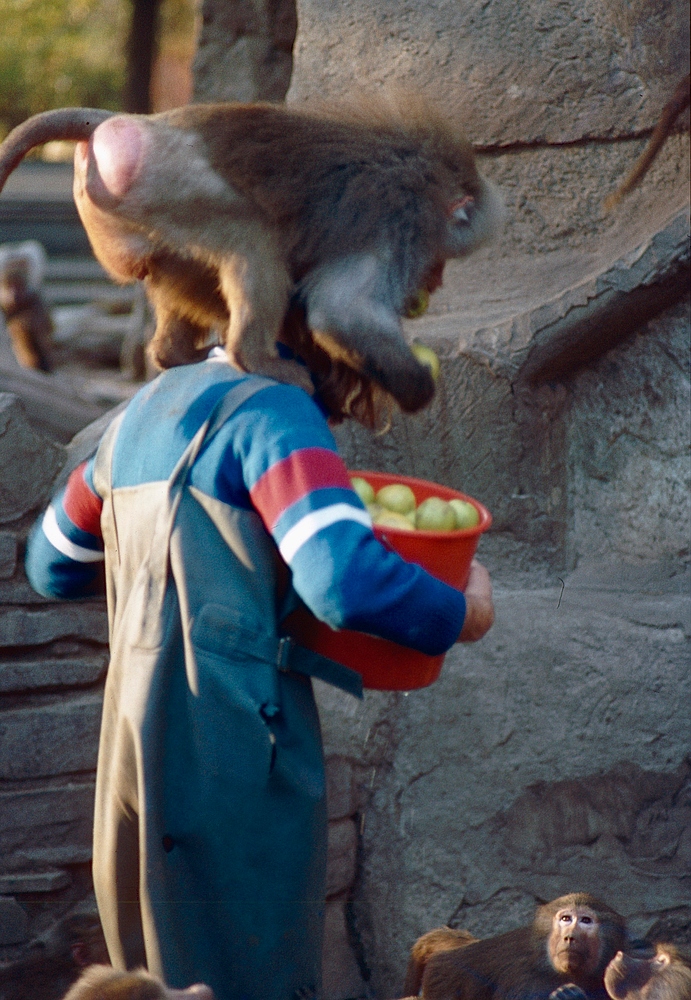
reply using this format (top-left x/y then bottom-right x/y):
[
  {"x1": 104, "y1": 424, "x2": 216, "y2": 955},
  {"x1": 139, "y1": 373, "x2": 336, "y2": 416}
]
[{"x1": 0, "y1": 107, "x2": 114, "y2": 191}]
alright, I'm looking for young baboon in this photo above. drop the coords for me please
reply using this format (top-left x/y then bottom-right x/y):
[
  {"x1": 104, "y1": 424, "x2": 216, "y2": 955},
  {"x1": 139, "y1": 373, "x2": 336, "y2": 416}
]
[
  {"x1": 603, "y1": 945, "x2": 691, "y2": 1000},
  {"x1": 417, "y1": 893, "x2": 626, "y2": 999},
  {"x1": 0, "y1": 96, "x2": 503, "y2": 412},
  {"x1": 0, "y1": 240, "x2": 54, "y2": 370},
  {"x1": 61, "y1": 965, "x2": 214, "y2": 1000},
  {"x1": 549, "y1": 943, "x2": 691, "y2": 1000},
  {"x1": 404, "y1": 926, "x2": 479, "y2": 995}
]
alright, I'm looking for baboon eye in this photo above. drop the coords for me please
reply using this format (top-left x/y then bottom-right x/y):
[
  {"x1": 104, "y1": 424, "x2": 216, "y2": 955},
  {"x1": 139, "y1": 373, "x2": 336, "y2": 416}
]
[
  {"x1": 560, "y1": 915, "x2": 573, "y2": 923},
  {"x1": 580, "y1": 916, "x2": 593, "y2": 924}
]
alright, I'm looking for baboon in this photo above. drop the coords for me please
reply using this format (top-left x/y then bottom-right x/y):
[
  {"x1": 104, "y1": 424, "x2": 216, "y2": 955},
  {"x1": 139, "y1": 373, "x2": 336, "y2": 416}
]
[
  {"x1": 548, "y1": 944, "x2": 691, "y2": 1000},
  {"x1": 603, "y1": 945, "x2": 691, "y2": 1000},
  {"x1": 404, "y1": 926, "x2": 479, "y2": 995},
  {"x1": 0, "y1": 240, "x2": 54, "y2": 370},
  {"x1": 0, "y1": 911, "x2": 109, "y2": 1000},
  {"x1": 61, "y1": 965, "x2": 215, "y2": 1000},
  {"x1": 416, "y1": 893, "x2": 626, "y2": 999},
  {"x1": 0, "y1": 96, "x2": 503, "y2": 411}
]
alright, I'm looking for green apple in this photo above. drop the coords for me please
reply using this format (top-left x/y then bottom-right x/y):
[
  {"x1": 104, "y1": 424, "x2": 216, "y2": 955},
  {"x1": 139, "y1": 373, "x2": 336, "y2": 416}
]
[
  {"x1": 376, "y1": 483, "x2": 417, "y2": 515},
  {"x1": 411, "y1": 342, "x2": 440, "y2": 381},
  {"x1": 405, "y1": 288, "x2": 430, "y2": 318},
  {"x1": 373, "y1": 510, "x2": 415, "y2": 531},
  {"x1": 415, "y1": 496, "x2": 456, "y2": 531},
  {"x1": 449, "y1": 498, "x2": 480, "y2": 529},
  {"x1": 350, "y1": 476, "x2": 375, "y2": 505}
]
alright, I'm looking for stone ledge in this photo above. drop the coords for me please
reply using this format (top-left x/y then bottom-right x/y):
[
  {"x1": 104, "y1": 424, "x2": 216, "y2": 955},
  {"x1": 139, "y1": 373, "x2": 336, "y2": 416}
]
[
  {"x1": 0, "y1": 394, "x2": 65, "y2": 524},
  {"x1": 0, "y1": 783, "x2": 95, "y2": 861},
  {"x1": 0, "y1": 656, "x2": 107, "y2": 693},
  {"x1": 0, "y1": 871, "x2": 70, "y2": 894},
  {"x1": 0, "y1": 898, "x2": 28, "y2": 946},
  {"x1": 0, "y1": 694, "x2": 102, "y2": 780},
  {"x1": 0, "y1": 604, "x2": 108, "y2": 648},
  {"x1": 410, "y1": 206, "x2": 690, "y2": 384}
]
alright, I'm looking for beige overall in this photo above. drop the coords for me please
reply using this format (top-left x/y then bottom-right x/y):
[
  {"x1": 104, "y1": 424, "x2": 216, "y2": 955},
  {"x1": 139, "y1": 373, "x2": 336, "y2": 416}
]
[{"x1": 90, "y1": 374, "x2": 362, "y2": 1000}]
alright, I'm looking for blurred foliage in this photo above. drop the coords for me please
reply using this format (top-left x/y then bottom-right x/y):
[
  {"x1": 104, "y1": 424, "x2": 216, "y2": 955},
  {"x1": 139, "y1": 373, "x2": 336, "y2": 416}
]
[
  {"x1": 0, "y1": 0, "x2": 197, "y2": 140},
  {"x1": 159, "y1": 0, "x2": 196, "y2": 44}
]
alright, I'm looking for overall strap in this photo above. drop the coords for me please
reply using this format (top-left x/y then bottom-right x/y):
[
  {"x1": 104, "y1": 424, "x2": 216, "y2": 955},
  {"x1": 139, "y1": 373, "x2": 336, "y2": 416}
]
[{"x1": 145, "y1": 375, "x2": 275, "y2": 615}]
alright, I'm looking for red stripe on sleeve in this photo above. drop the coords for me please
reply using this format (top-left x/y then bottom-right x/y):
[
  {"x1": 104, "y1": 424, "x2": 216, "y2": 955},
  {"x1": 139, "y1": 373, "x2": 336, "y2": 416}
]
[
  {"x1": 250, "y1": 447, "x2": 352, "y2": 528},
  {"x1": 63, "y1": 462, "x2": 103, "y2": 537}
]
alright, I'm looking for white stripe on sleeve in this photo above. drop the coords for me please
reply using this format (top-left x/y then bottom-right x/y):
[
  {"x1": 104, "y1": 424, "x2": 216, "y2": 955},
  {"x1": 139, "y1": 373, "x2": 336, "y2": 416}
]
[
  {"x1": 42, "y1": 505, "x2": 105, "y2": 563},
  {"x1": 278, "y1": 503, "x2": 372, "y2": 564}
]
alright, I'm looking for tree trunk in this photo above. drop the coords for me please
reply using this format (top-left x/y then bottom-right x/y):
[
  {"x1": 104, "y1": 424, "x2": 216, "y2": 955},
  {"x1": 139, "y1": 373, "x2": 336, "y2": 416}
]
[{"x1": 124, "y1": 0, "x2": 163, "y2": 114}]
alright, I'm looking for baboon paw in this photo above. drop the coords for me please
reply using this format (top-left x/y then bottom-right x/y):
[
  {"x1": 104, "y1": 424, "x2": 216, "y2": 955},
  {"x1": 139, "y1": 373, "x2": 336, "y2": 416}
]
[{"x1": 549, "y1": 986, "x2": 588, "y2": 1000}]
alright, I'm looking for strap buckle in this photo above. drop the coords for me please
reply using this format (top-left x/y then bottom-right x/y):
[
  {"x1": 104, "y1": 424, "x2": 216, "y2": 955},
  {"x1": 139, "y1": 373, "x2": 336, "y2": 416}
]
[{"x1": 276, "y1": 636, "x2": 292, "y2": 671}]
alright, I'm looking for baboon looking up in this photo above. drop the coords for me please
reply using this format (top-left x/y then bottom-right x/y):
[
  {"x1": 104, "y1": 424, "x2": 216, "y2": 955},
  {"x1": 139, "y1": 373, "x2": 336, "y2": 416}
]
[{"x1": 413, "y1": 893, "x2": 626, "y2": 999}]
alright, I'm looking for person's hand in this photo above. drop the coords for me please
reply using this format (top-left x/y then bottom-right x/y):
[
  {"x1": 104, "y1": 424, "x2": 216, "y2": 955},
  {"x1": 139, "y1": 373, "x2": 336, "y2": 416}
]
[{"x1": 457, "y1": 559, "x2": 494, "y2": 642}]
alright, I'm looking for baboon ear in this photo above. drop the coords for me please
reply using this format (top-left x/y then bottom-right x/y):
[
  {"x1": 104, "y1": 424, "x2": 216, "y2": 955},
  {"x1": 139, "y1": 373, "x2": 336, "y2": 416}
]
[{"x1": 70, "y1": 941, "x2": 90, "y2": 967}]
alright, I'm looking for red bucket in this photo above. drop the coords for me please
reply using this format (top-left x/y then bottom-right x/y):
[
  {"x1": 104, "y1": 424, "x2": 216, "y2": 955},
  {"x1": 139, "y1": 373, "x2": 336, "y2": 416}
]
[{"x1": 286, "y1": 471, "x2": 492, "y2": 691}]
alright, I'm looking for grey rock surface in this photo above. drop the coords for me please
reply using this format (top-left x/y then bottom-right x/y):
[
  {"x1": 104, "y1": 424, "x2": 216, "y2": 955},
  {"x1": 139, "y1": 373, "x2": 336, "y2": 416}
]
[
  {"x1": 0, "y1": 899, "x2": 28, "y2": 946},
  {"x1": 0, "y1": 782, "x2": 95, "y2": 868},
  {"x1": 322, "y1": 898, "x2": 368, "y2": 1000},
  {"x1": 0, "y1": 534, "x2": 16, "y2": 580},
  {"x1": 0, "y1": 605, "x2": 108, "y2": 648},
  {"x1": 0, "y1": 394, "x2": 65, "y2": 523},
  {"x1": 567, "y1": 298, "x2": 690, "y2": 564},
  {"x1": 288, "y1": 0, "x2": 690, "y2": 145},
  {"x1": 194, "y1": 0, "x2": 297, "y2": 102},
  {"x1": 326, "y1": 818, "x2": 358, "y2": 899},
  {"x1": 0, "y1": 655, "x2": 107, "y2": 693},
  {"x1": 0, "y1": 694, "x2": 102, "y2": 780}
]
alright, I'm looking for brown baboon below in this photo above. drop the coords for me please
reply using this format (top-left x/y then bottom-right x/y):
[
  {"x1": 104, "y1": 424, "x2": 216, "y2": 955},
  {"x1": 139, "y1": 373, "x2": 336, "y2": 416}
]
[
  {"x1": 0, "y1": 97, "x2": 503, "y2": 412},
  {"x1": 416, "y1": 893, "x2": 626, "y2": 999},
  {"x1": 603, "y1": 944, "x2": 691, "y2": 1000},
  {"x1": 404, "y1": 926, "x2": 479, "y2": 995}
]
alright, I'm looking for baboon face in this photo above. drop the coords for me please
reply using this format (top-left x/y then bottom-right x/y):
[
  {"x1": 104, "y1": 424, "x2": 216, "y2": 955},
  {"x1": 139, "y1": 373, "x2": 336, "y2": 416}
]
[{"x1": 548, "y1": 905, "x2": 602, "y2": 977}]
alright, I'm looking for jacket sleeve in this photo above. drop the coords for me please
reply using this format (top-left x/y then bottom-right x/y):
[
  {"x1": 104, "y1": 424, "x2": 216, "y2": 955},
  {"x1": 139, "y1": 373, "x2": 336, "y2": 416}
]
[
  {"x1": 229, "y1": 385, "x2": 467, "y2": 656},
  {"x1": 25, "y1": 459, "x2": 105, "y2": 599}
]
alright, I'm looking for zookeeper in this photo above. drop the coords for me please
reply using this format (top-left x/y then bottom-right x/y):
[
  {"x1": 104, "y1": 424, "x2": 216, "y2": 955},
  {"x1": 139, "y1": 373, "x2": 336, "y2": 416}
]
[{"x1": 25, "y1": 323, "x2": 494, "y2": 1000}]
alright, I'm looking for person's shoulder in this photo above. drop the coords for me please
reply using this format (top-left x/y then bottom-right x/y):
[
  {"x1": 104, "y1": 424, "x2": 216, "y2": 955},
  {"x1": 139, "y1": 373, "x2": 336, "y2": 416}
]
[{"x1": 240, "y1": 378, "x2": 329, "y2": 425}]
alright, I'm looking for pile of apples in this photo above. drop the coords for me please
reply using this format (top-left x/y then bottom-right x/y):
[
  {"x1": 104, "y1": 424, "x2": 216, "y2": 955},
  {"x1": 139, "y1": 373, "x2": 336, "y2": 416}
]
[{"x1": 350, "y1": 478, "x2": 480, "y2": 532}]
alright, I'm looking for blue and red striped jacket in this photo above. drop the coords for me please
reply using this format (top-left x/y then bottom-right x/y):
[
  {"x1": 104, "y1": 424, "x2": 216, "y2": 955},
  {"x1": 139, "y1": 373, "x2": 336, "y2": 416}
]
[{"x1": 26, "y1": 355, "x2": 466, "y2": 656}]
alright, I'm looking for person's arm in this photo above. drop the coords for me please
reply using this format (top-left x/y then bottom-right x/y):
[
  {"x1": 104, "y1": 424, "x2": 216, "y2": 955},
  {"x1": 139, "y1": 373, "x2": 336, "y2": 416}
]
[
  {"x1": 25, "y1": 459, "x2": 105, "y2": 599},
  {"x1": 230, "y1": 385, "x2": 492, "y2": 655}
]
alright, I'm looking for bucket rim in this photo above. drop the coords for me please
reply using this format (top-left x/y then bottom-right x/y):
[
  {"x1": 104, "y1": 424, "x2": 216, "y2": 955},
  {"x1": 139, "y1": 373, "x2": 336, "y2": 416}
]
[{"x1": 349, "y1": 468, "x2": 493, "y2": 538}]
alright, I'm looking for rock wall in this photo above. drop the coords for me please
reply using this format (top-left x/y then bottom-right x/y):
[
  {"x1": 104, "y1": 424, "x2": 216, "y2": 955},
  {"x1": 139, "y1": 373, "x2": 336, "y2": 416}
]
[
  {"x1": 193, "y1": 0, "x2": 297, "y2": 103},
  {"x1": 0, "y1": 396, "x2": 106, "y2": 954},
  {"x1": 287, "y1": 1, "x2": 690, "y2": 995},
  {"x1": 320, "y1": 297, "x2": 690, "y2": 996},
  {"x1": 287, "y1": 0, "x2": 689, "y2": 145}
]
